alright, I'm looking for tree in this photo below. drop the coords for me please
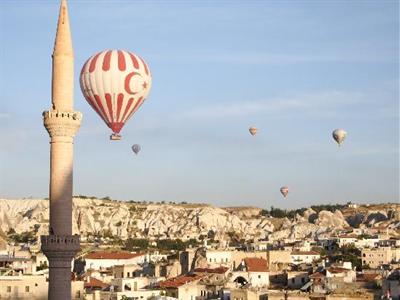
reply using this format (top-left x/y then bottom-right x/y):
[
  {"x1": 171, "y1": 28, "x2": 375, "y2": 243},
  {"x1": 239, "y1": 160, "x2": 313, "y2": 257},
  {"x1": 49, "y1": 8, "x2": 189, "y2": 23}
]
[
  {"x1": 125, "y1": 238, "x2": 149, "y2": 250},
  {"x1": 9, "y1": 231, "x2": 36, "y2": 243},
  {"x1": 7, "y1": 228, "x2": 16, "y2": 235},
  {"x1": 330, "y1": 244, "x2": 362, "y2": 271}
]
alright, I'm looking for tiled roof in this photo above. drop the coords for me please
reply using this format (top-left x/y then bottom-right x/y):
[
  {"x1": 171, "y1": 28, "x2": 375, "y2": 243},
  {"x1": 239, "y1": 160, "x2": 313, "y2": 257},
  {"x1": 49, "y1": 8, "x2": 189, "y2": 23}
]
[
  {"x1": 194, "y1": 266, "x2": 229, "y2": 274},
  {"x1": 84, "y1": 277, "x2": 109, "y2": 289},
  {"x1": 159, "y1": 274, "x2": 205, "y2": 288},
  {"x1": 291, "y1": 251, "x2": 320, "y2": 255},
  {"x1": 85, "y1": 251, "x2": 144, "y2": 260},
  {"x1": 326, "y1": 267, "x2": 349, "y2": 274},
  {"x1": 244, "y1": 257, "x2": 268, "y2": 272}
]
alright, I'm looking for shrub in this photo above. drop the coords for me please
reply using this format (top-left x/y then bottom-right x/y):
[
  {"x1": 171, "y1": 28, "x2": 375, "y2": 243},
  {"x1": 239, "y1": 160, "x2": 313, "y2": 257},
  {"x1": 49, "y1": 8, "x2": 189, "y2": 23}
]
[
  {"x1": 125, "y1": 238, "x2": 149, "y2": 250},
  {"x1": 9, "y1": 231, "x2": 36, "y2": 243}
]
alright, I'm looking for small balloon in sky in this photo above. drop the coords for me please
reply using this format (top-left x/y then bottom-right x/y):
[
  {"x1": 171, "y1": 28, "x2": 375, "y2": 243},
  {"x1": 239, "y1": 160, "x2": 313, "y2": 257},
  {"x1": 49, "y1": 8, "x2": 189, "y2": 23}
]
[
  {"x1": 249, "y1": 126, "x2": 258, "y2": 136},
  {"x1": 332, "y1": 129, "x2": 347, "y2": 147},
  {"x1": 280, "y1": 186, "x2": 289, "y2": 198},
  {"x1": 80, "y1": 49, "x2": 152, "y2": 141},
  {"x1": 132, "y1": 144, "x2": 141, "y2": 155}
]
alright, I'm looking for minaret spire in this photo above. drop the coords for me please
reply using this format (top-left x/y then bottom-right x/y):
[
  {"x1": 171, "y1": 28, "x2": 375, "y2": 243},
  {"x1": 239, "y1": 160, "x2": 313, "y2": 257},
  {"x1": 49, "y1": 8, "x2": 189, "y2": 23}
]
[
  {"x1": 54, "y1": 0, "x2": 73, "y2": 56},
  {"x1": 52, "y1": 0, "x2": 74, "y2": 111}
]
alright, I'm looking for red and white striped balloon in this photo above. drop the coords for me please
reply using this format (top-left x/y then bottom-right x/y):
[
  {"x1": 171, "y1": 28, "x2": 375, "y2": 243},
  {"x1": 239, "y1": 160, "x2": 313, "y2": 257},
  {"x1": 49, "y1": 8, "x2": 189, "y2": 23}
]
[{"x1": 80, "y1": 49, "x2": 152, "y2": 137}]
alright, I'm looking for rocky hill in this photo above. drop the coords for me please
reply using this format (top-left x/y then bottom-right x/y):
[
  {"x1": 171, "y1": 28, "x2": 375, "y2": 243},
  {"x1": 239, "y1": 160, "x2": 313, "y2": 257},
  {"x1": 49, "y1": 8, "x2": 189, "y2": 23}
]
[{"x1": 0, "y1": 198, "x2": 399, "y2": 244}]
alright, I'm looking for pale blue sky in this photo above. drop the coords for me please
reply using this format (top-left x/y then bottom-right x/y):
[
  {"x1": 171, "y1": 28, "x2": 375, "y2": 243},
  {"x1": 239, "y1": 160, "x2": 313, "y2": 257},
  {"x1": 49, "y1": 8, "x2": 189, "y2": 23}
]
[{"x1": 0, "y1": 0, "x2": 398, "y2": 209}]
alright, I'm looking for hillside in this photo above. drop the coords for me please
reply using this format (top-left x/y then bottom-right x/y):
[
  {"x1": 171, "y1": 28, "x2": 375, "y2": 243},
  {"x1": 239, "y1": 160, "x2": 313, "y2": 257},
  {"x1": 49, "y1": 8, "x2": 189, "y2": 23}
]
[{"x1": 0, "y1": 198, "x2": 399, "y2": 245}]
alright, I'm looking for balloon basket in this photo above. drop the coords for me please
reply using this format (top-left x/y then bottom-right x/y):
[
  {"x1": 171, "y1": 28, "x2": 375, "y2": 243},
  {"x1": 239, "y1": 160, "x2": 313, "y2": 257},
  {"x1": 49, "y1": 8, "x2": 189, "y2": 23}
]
[{"x1": 110, "y1": 133, "x2": 121, "y2": 141}]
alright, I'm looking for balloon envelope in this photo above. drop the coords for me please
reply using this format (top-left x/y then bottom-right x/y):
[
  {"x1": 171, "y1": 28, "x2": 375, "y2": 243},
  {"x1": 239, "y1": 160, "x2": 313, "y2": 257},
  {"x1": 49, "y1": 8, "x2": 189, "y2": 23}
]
[
  {"x1": 80, "y1": 49, "x2": 152, "y2": 138},
  {"x1": 249, "y1": 127, "x2": 258, "y2": 136},
  {"x1": 332, "y1": 129, "x2": 347, "y2": 146},
  {"x1": 132, "y1": 144, "x2": 141, "y2": 155},
  {"x1": 280, "y1": 186, "x2": 289, "y2": 198}
]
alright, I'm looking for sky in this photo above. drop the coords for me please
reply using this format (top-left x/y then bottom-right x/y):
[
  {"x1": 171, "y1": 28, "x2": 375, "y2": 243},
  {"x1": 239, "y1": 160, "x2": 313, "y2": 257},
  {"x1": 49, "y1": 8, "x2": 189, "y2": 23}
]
[{"x1": 0, "y1": 0, "x2": 398, "y2": 209}]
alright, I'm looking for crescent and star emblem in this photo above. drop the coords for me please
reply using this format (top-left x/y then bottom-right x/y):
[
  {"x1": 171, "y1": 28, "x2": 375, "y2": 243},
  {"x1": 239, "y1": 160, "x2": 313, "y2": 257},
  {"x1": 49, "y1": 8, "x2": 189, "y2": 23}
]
[{"x1": 124, "y1": 72, "x2": 147, "y2": 95}]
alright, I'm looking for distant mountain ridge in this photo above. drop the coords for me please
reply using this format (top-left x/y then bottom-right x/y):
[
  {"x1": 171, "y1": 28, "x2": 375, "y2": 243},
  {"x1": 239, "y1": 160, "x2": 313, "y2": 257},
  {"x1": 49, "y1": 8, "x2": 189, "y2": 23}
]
[{"x1": 0, "y1": 198, "x2": 399, "y2": 244}]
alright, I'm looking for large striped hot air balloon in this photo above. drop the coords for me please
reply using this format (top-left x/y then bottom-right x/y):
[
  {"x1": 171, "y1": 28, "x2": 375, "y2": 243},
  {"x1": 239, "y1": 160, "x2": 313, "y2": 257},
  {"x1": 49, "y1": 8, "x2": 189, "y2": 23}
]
[{"x1": 80, "y1": 49, "x2": 152, "y2": 140}]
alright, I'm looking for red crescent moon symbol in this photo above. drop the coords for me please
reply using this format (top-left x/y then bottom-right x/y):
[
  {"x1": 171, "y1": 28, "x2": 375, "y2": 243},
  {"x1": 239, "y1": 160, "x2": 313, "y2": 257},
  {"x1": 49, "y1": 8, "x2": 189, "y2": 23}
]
[{"x1": 124, "y1": 71, "x2": 142, "y2": 95}]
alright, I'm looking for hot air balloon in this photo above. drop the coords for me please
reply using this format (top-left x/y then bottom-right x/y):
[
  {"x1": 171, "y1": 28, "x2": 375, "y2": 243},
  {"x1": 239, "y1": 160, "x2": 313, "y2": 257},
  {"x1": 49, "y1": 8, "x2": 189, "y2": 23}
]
[
  {"x1": 80, "y1": 49, "x2": 152, "y2": 140},
  {"x1": 249, "y1": 126, "x2": 258, "y2": 136},
  {"x1": 132, "y1": 144, "x2": 141, "y2": 155},
  {"x1": 332, "y1": 129, "x2": 347, "y2": 146},
  {"x1": 280, "y1": 186, "x2": 289, "y2": 198}
]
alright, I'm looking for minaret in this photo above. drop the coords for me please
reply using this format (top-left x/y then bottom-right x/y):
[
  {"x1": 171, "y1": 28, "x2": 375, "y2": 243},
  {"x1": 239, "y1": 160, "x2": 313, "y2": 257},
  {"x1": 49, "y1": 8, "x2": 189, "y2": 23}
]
[{"x1": 41, "y1": 1, "x2": 82, "y2": 299}]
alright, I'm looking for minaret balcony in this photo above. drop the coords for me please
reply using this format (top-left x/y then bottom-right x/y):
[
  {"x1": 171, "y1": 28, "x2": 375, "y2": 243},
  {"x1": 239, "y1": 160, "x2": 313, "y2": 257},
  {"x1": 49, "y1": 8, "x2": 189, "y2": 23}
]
[
  {"x1": 43, "y1": 110, "x2": 82, "y2": 140},
  {"x1": 41, "y1": 234, "x2": 80, "y2": 261}
]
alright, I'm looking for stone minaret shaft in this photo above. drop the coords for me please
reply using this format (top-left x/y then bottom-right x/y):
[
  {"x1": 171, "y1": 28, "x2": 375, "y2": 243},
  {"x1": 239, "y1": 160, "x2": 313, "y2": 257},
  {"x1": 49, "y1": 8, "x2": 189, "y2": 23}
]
[{"x1": 41, "y1": 1, "x2": 82, "y2": 299}]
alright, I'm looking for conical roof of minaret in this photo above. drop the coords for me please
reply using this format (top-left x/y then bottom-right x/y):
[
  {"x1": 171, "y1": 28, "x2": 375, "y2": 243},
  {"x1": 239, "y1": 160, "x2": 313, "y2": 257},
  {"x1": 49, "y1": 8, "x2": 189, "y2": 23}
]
[{"x1": 53, "y1": 0, "x2": 73, "y2": 55}]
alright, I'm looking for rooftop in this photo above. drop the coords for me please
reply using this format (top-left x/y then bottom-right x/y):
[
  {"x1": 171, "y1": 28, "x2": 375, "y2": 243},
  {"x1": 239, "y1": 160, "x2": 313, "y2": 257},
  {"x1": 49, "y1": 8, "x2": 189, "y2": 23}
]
[
  {"x1": 291, "y1": 251, "x2": 320, "y2": 256},
  {"x1": 194, "y1": 266, "x2": 229, "y2": 274},
  {"x1": 356, "y1": 273, "x2": 380, "y2": 282},
  {"x1": 244, "y1": 257, "x2": 269, "y2": 272},
  {"x1": 326, "y1": 267, "x2": 350, "y2": 274},
  {"x1": 338, "y1": 234, "x2": 359, "y2": 239},
  {"x1": 84, "y1": 277, "x2": 109, "y2": 290},
  {"x1": 85, "y1": 251, "x2": 144, "y2": 260},
  {"x1": 159, "y1": 274, "x2": 205, "y2": 288}
]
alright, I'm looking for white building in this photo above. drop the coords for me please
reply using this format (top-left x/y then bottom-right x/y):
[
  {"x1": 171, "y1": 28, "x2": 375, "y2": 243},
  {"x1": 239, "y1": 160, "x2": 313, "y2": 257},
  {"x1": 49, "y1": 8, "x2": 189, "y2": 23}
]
[
  {"x1": 246, "y1": 241, "x2": 269, "y2": 251},
  {"x1": 84, "y1": 252, "x2": 145, "y2": 271},
  {"x1": 338, "y1": 234, "x2": 358, "y2": 247},
  {"x1": 287, "y1": 271, "x2": 309, "y2": 289},
  {"x1": 291, "y1": 251, "x2": 320, "y2": 265},
  {"x1": 353, "y1": 238, "x2": 380, "y2": 249},
  {"x1": 238, "y1": 257, "x2": 269, "y2": 288},
  {"x1": 0, "y1": 274, "x2": 83, "y2": 299},
  {"x1": 206, "y1": 250, "x2": 232, "y2": 266}
]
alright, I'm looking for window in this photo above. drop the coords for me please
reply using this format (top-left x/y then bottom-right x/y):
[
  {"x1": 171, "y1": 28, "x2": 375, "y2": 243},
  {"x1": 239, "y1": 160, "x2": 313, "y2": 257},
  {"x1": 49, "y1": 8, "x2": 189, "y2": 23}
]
[
  {"x1": 258, "y1": 275, "x2": 261, "y2": 279},
  {"x1": 127, "y1": 272, "x2": 130, "y2": 277},
  {"x1": 76, "y1": 290, "x2": 81, "y2": 298},
  {"x1": 25, "y1": 286, "x2": 30, "y2": 293},
  {"x1": 7, "y1": 286, "x2": 11, "y2": 293}
]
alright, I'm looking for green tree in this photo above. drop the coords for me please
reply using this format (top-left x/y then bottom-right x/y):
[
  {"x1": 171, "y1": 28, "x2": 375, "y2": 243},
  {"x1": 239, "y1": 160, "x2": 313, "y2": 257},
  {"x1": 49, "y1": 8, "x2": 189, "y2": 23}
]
[
  {"x1": 330, "y1": 244, "x2": 362, "y2": 271},
  {"x1": 124, "y1": 238, "x2": 149, "y2": 250}
]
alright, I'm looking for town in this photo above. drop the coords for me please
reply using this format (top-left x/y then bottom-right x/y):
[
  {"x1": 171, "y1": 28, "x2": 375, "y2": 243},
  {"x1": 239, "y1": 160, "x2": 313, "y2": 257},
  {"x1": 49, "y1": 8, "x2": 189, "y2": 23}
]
[
  {"x1": 1, "y1": 0, "x2": 398, "y2": 299},
  {"x1": 0, "y1": 198, "x2": 399, "y2": 300}
]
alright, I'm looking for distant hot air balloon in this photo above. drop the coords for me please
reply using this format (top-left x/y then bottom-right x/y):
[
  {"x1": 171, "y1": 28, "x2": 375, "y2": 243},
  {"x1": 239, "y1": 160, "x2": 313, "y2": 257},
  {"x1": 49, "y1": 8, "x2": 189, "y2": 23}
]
[
  {"x1": 80, "y1": 49, "x2": 152, "y2": 140},
  {"x1": 132, "y1": 144, "x2": 141, "y2": 155},
  {"x1": 332, "y1": 129, "x2": 347, "y2": 146},
  {"x1": 249, "y1": 127, "x2": 258, "y2": 136},
  {"x1": 280, "y1": 186, "x2": 289, "y2": 198}
]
